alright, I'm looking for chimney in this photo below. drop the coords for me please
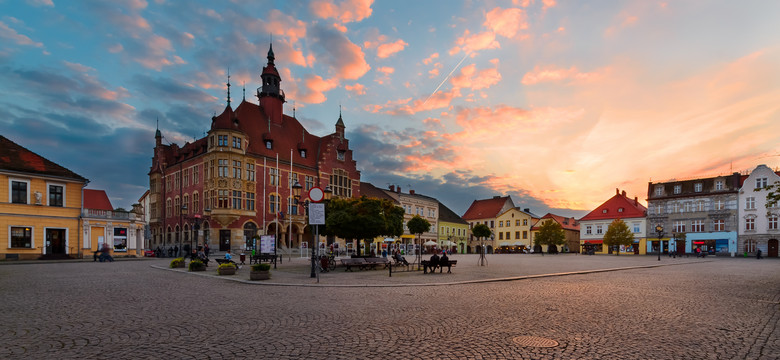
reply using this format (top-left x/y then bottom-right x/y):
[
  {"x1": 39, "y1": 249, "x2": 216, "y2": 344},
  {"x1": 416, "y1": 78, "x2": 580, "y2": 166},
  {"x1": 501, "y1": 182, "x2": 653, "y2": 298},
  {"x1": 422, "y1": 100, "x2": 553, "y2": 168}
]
[
  {"x1": 397, "y1": 186, "x2": 401, "y2": 193},
  {"x1": 634, "y1": 196, "x2": 638, "y2": 206},
  {"x1": 616, "y1": 188, "x2": 619, "y2": 195},
  {"x1": 493, "y1": 196, "x2": 501, "y2": 199},
  {"x1": 524, "y1": 208, "x2": 530, "y2": 212},
  {"x1": 389, "y1": 185, "x2": 395, "y2": 192},
  {"x1": 409, "y1": 189, "x2": 415, "y2": 195}
]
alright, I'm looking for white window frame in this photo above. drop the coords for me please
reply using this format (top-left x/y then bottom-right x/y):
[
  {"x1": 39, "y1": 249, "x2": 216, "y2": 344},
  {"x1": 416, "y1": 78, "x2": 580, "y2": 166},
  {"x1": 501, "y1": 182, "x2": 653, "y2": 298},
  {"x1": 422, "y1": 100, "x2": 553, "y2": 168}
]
[
  {"x1": 756, "y1": 178, "x2": 768, "y2": 189},
  {"x1": 673, "y1": 185, "x2": 681, "y2": 194},
  {"x1": 46, "y1": 181, "x2": 66, "y2": 207},
  {"x1": 9, "y1": 178, "x2": 31, "y2": 204},
  {"x1": 9, "y1": 225, "x2": 35, "y2": 249},
  {"x1": 694, "y1": 183, "x2": 702, "y2": 192},
  {"x1": 655, "y1": 186, "x2": 663, "y2": 196},
  {"x1": 715, "y1": 180, "x2": 724, "y2": 190},
  {"x1": 746, "y1": 197, "x2": 756, "y2": 210}
]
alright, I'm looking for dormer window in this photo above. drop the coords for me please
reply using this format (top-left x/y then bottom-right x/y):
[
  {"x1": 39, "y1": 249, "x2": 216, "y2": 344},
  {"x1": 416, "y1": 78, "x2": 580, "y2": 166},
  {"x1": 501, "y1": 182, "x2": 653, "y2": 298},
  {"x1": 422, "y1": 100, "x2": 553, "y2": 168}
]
[
  {"x1": 673, "y1": 185, "x2": 681, "y2": 194},
  {"x1": 232, "y1": 136, "x2": 242, "y2": 149},
  {"x1": 602, "y1": 209, "x2": 608, "y2": 214},
  {"x1": 694, "y1": 183, "x2": 703, "y2": 192},
  {"x1": 337, "y1": 150, "x2": 345, "y2": 161},
  {"x1": 300, "y1": 150, "x2": 307, "y2": 158},
  {"x1": 218, "y1": 135, "x2": 228, "y2": 147},
  {"x1": 618, "y1": 208, "x2": 624, "y2": 212},
  {"x1": 265, "y1": 140, "x2": 273, "y2": 149}
]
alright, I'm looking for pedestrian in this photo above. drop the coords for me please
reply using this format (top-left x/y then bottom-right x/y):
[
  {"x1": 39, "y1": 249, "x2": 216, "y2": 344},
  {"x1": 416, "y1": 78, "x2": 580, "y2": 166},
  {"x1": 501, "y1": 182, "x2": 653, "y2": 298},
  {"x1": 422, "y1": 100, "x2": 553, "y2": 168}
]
[
  {"x1": 204, "y1": 243, "x2": 210, "y2": 258},
  {"x1": 174, "y1": 245, "x2": 179, "y2": 257},
  {"x1": 756, "y1": 249, "x2": 762, "y2": 259},
  {"x1": 381, "y1": 248, "x2": 387, "y2": 258},
  {"x1": 182, "y1": 243, "x2": 190, "y2": 259},
  {"x1": 99, "y1": 243, "x2": 114, "y2": 262}
]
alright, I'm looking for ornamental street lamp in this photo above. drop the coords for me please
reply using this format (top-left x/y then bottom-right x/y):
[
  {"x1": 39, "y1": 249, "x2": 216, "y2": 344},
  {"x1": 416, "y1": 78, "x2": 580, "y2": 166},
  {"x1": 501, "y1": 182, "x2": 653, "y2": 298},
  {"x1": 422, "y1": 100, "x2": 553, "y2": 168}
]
[{"x1": 655, "y1": 224, "x2": 665, "y2": 261}]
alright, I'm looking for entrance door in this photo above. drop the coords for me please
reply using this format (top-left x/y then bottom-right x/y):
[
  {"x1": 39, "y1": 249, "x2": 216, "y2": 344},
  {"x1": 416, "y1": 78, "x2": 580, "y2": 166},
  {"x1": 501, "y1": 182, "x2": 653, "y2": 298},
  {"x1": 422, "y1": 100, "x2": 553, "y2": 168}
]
[
  {"x1": 769, "y1": 239, "x2": 778, "y2": 258},
  {"x1": 46, "y1": 229, "x2": 66, "y2": 255},
  {"x1": 219, "y1": 230, "x2": 231, "y2": 251}
]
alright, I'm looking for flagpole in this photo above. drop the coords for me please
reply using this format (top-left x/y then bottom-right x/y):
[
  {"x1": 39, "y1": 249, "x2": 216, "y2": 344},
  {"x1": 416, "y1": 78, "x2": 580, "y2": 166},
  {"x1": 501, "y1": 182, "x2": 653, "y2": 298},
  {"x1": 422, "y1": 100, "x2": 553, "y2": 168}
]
[
  {"x1": 274, "y1": 153, "x2": 279, "y2": 268},
  {"x1": 288, "y1": 148, "x2": 293, "y2": 262}
]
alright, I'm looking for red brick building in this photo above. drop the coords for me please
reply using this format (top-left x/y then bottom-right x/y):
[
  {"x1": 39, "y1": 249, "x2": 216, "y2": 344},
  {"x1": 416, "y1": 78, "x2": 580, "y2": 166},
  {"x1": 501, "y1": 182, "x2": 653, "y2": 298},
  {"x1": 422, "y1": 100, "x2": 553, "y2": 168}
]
[{"x1": 148, "y1": 45, "x2": 361, "y2": 253}]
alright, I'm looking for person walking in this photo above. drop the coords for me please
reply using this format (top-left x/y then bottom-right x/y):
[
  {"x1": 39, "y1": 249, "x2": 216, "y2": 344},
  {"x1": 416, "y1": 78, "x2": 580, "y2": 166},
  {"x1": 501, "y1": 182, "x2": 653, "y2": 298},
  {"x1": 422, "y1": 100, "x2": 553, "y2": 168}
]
[
  {"x1": 756, "y1": 248, "x2": 763, "y2": 259},
  {"x1": 204, "y1": 243, "x2": 210, "y2": 258}
]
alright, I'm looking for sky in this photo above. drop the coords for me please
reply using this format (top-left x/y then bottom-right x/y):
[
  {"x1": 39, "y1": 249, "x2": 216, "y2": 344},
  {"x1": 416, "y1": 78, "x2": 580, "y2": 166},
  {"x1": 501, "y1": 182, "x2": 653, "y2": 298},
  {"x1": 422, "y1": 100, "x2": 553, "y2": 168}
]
[{"x1": 1, "y1": 0, "x2": 780, "y2": 218}]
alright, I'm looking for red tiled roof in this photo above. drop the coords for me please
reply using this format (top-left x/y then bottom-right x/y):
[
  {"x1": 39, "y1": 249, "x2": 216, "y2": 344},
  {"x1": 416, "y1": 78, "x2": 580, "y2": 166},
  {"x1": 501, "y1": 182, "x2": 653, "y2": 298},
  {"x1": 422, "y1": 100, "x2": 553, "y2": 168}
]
[
  {"x1": 359, "y1": 182, "x2": 397, "y2": 203},
  {"x1": 0, "y1": 135, "x2": 87, "y2": 181},
  {"x1": 462, "y1": 196, "x2": 511, "y2": 220},
  {"x1": 531, "y1": 213, "x2": 580, "y2": 231},
  {"x1": 84, "y1": 189, "x2": 113, "y2": 211},
  {"x1": 579, "y1": 190, "x2": 647, "y2": 221}
]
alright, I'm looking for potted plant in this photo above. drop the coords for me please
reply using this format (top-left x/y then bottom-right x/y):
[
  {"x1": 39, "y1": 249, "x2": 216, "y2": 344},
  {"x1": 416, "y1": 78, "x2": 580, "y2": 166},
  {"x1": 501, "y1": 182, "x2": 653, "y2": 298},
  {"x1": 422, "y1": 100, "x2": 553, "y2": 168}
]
[
  {"x1": 217, "y1": 262, "x2": 237, "y2": 275},
  {"x1": 170, "y1": 257, "x2": 185, "y2": 268},
  {"x1": 188, "y1": 259, "x2": 206, "y2": 272},
  {"x1": 250, "y1": 263, "x2": 271, "y2": 280}
]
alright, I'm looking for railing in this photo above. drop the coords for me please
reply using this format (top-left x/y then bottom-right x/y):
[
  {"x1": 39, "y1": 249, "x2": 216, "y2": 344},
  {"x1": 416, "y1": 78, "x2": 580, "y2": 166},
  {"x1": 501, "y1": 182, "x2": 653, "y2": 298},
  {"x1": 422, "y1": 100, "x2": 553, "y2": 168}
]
[{"x1": 83, "y1": 209, "x2": 140, "y2": 220}]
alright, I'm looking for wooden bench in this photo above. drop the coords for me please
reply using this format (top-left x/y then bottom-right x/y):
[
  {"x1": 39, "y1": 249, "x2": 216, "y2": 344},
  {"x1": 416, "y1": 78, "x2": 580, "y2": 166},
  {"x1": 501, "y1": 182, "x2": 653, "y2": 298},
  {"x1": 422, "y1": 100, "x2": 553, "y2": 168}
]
[
  {"x1": 340, "y1": 258, "x2": 367, "y2": 271},
  {"x1": 251, "y1": 253, "x2": 281, "y2": 265},
  {"x1": 421, "y1": 259, "x2": 457, "y2": 274},
  {"x1": 215, "y1": 258, "x2": 237, "y2": 267},
  {"x1": 364, "y1": 257, "x2": 390, "y2": 270}
]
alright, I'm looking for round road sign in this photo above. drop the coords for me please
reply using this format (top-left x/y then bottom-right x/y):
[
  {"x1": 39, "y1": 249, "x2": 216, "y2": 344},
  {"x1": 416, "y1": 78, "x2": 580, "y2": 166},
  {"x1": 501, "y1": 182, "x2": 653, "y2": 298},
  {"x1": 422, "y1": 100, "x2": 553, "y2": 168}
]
[{"x1": 308, "y1": 187, "x2": 324, "y2": 202}]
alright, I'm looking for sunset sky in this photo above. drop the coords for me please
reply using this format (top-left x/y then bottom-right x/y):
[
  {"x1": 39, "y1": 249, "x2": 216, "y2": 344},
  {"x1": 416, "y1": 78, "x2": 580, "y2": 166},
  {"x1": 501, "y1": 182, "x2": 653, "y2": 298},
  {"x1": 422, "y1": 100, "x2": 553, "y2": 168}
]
[{"x1": 2, "y1": 0, "x2": 779, "y2": 217}]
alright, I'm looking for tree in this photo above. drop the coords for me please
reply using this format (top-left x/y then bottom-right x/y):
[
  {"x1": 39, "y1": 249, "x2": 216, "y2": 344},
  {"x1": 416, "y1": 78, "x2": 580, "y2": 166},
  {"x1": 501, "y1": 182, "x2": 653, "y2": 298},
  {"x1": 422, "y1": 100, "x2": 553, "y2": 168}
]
[
  {"x1": 603, "y1": 219, "x2": 634, "y2": 255},
  {"x1": 534, "y1": 220, "x2": 566, "y2": 254},
  {"x1": 765, "y1": 180, "x2": 780, "y2": 213},
  {"x1": 472, "y1": 224, "x2": 491, "y2": 266},
  {"x1": 324, "y1": 196, "x2": 404, "y2": 256},
  {"x1": 407, "y1": 215, "x2": 431, "y2": 269}
]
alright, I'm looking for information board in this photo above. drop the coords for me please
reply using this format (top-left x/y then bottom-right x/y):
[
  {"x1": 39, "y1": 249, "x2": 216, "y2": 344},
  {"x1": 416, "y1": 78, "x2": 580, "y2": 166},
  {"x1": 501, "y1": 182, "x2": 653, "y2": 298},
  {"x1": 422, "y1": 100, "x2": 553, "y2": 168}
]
[
  {"x1": 308, "y1": 203, "x2": 326, "y2": 225},
  {"x1": 260, "y1": 235, "x2": 275, "y2": 254}
]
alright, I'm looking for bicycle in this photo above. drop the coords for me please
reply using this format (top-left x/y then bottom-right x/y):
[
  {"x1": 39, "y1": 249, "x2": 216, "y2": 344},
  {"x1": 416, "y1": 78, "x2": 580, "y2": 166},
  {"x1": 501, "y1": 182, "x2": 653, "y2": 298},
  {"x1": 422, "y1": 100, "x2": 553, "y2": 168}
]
[{"x1": 318, "y1": 253, "x2": 336, "y2": 272}]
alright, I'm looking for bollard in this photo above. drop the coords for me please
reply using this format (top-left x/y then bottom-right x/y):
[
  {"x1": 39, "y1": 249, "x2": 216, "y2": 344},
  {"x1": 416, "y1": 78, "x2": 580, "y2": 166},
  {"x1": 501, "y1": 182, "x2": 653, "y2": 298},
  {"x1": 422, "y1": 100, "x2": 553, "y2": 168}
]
[{"x1": 389, "y1": 262, "x2": 392, "y2": 277}]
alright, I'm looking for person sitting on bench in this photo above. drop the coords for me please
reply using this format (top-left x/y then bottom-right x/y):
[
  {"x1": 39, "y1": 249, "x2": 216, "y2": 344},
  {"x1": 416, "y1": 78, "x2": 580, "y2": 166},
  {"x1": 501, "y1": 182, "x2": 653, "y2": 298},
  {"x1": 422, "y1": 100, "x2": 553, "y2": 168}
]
[
  {"x1": 439, "y1": 251, "x2": 449, "y2": 270},
  {"x1": 428, "y1": 252, "x2": 440, "y2": 273},
  {"x1": 394, "y1": 250, "x2": 409, "y2": 266}
]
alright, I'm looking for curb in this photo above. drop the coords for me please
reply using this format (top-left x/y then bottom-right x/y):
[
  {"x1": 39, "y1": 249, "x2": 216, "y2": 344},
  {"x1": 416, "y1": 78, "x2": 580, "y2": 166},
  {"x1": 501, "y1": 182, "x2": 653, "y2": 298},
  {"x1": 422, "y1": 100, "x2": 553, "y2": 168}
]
[{"x1": 151, "y1": 260, "x2": 710, "y2": 288}]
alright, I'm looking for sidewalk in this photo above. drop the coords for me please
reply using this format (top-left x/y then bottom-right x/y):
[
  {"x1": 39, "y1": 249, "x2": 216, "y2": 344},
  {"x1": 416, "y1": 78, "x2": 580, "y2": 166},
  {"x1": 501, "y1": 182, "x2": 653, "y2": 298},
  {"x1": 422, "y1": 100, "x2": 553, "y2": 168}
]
[{"x1": 152, "y1": 253, "x2": 717, "y2": 287}]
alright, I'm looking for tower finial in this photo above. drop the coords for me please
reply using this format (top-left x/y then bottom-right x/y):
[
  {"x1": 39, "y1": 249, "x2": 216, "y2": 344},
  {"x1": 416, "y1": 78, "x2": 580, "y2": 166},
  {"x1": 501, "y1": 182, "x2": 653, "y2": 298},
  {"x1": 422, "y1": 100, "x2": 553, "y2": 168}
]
[
  {"x1": 339, "y1": 104, "x2": 342, "y2": 119},
  {"x1": 293, "y1": 100, "x2": 296, "y2": 118},
  {"x1": 243, "y1": 82, "x2": 246, "y2": 101},
  {"x1": 226, "y1": 68, "x2": 231, "y2": 107}
]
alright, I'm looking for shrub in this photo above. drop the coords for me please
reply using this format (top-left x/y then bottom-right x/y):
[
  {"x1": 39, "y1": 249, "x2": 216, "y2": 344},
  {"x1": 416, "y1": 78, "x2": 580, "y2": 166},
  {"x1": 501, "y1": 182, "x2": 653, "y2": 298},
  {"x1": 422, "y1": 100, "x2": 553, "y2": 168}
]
[
  {"x1": 170, "y1": 258, "x2": 185, "y2": 268},
  {"x1": 252, "y1": 263, "x2": 270, "y2": 271},
  {"x1": 188, "y1": 259, "x2": 205, "y2": 271},
  {"x1": 218, "y1": 263, "x2": 237, "y2": 270}
]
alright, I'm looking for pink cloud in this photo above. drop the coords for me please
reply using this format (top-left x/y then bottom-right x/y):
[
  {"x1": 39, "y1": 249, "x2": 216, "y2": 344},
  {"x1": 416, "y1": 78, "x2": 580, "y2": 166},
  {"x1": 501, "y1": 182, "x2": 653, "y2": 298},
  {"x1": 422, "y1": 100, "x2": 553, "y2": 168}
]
[
  {"x1": 423, "y1": 52, "x2": 439, "y2": 65},
  {"x1": 376, "y1": 66, "x2": 394, "y2": 75},
  {"x1": 542, "y1": 0, "x2": 556, "y2": 10},
  {"x1": 428, "y1": 66, "x2": 440, "y2": 78},
  {"x1": 450, "y1": 30, "x2": 500, "y2": 55},
  {"x1": 484, "y1": 7, "x2": 528, "y2": 38},
  {"x1": 265, "y1": 9, "x2": 307, "y2": 43},
  {"x1": 310, "y1": 0, "x2": 374, "y2": 24},
  {"x1": 333, "y1": 23, "x2": 347, "y2": 32},
  {"x1": 376, "y1": 39, "x2": 408, "y2": 58},
  {"x1": 0, "y1": 21, "x2": 44, "y2": 47},
  {"x1": 521, "y1": 65, "x2": 602, "y2": 85},
  {"x1": 450, "y1": 62, "x2": 502, "y2": 90},
  {"x1": 345, "y1": 83, "x2": 366, "y2": 95}
]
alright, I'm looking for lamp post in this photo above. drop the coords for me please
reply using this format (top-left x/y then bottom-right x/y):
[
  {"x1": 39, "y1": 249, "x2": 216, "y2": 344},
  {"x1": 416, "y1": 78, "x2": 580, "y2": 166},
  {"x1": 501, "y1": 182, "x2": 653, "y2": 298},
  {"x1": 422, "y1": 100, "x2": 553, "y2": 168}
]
[
  {"x1": 180, "y1": 204, "x2": 186, "y2": 257},
  {"x1": 292, "y1": 181, "x2": 332, "y2": 278},
  {"x1": 655, "y1": 224, "x2": 664, "y2": 261}
]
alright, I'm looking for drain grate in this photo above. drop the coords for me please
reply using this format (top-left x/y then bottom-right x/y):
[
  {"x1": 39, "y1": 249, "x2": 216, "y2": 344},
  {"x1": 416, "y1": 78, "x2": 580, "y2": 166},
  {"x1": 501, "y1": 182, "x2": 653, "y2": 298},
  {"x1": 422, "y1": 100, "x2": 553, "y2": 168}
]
[{"x1": 512, "y1": 336, "x2": 559, "y2": 348}]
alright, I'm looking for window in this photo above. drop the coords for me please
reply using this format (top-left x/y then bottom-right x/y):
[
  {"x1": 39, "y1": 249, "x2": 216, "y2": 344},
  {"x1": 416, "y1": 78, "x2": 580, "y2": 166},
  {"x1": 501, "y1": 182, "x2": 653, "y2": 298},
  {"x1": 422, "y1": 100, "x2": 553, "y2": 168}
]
[
  {"x1": 208, "y1": 160, "x2": 215, "y2": 180},
  {"x1": 265, "y1": 140, "x2": 272, "y2": 149},
  {"x1": 232, "y1": 191, "x2": 242, "y2": 209},
  {"x1": 523, "y1": 231, "x2": 528, "y2": 239},
  {"x1": 715, "y1": 200, "x2": 725, "y2": 210},
  {"x1": 602, "y1": 209, "x2": 608, "y2": 214},
  {"x1": 691, "y1": 220, "x2": 703, "y2": 232},
  {"x1": 633, "y1": 223, "x2": 641, "y2": 233},
  {"x1": 655, "y1": 205, "x2": 662, "y2": 215},
  {"x1": 233, "y1": 160, "x2": 242, "y2": 179},
  {"x1": 10, "y1": 226, "x2": 33, "y2": 248},
  {"x1": 769, "y1": 215, "x2": 778, "y2": 230},
  {"x1": 209, "y1": 136, "x2": 214, "y2": 148},
  {"x1": 586, "y1": 226, "x2": 592, "y2": 235},
  {"x1": 744, "y1": 239, "x2": 756, "y2": 253},
  {"x1": 490, "y1": 221, "x2": 494, "y2": 228},
  {"x1": 232, "y1": 136, "x2": 241, "y2": 149},
  {"x1": 715, "y1": 180, "x2": 724, "y2": 190},
  {"x1": 684, "y1": 202, "x2": 691, "y2": 213},
  {"x1": 218, "y1": 135, "x2": 228, "y2": 146},
  {"x1": 174, "y1": 197, "x2": 180, "y2": 216},
  {"x1": 745, "y1": 218, "x2": 755, "y2": 231},
  {"x1": 515, "y1": 220, "x2": 520, "y2": 226},
  {"x1": 499, "y1": 221, "x2": 503, "y2": 228},
  {"x1": 165, "y1": 176, "x2": 171, "y2": 191},
  {"x1": 218, "y1": 190, "x2": 228, "y2": 209},
  {"x1": 269, "y1": 194, "x2": 279, "y2": 213},
  {"x1": 713, "y1": 219, "x2": 725, "y2": 231},
  {"x1": 746, "y1": 197, "x2": 756, "y2": 210},
  {"x1": 672, "y1": 203, "x2": 681, "y2": 213},
  {"x1": 655, "y1": 186, "x2": 663, "y2": 196},
  {"x1": 305, "y1": 176, "x2": 314, "y2": 191},
  {"x1": 523, "y1": 219, "x2": 528, "y2": 226},
  {"x1": 193, "y1": 165, "x2": 199, "y2": 184},
  {"x1": 204, "y1": 192, "x2": 210, "y2": 211},
  {"x1": 246, "y1": 163, "x2": 255, "y2": 181},
  {"x1": 337, "y1": 150, "x2": 345, "y2": 161},
  {"x1": 246, "y1": 193, "x2": 255, "y2": 211},
  {"x1": 674, "y1": 185, "x2": 681, "y2": 194},
  {"x1": 11, "y1": 179, "x2": 29, "y2": 204},
  {"x1": 166, "y1": 198, "x2": 171, "y2": 216},
  {"x1": 618, "y1": 208, "x2": 624, "y2": 213},
  {"x1": 330, "y1": 169, "x2": 352, "y2": 197},
  {"x1": 48, "y1": 184, "x2": 64, "y2": 207},
  {"x1": 696, "y1": 201, "x2": 705, "y2": 212},
  {"x1": 673, "y1": 221, "x2": 685, "y2": 233},
  {"x1": 218, "y1": 159, "x2": 228, "y2": 177},
  {"x1": 300, "y1": 150, "x2": 307, "y2": 158},
  {"x1": 193, "y1": 192, "x2": 199, "y2": 213},
  {"x1": 183, "y1": 194, "x2": 189, "y2": 214},
  {"x1": 694, "y1": 183, "x2": 703, "y2": 192},
  {"x1": 183, "y1": 169, "x2": 189, "y2": 187},
  {"x1": 756, "y1": 178, "x2": 768, "y2": 189},
  {"x1": 289, "y1": 173, "x2": 298, "y2": 188},
  {"x1": 499, "y1": 232, "x2": 503, "y2": 240},
  {"x1": 515, "y1": 231, "x2": 520, "y2": 239},
  {"x1": 505, "y1": 232, "x2": 510, "y2": 240},
  {"x1": 269, "y1": 168, "x2": 278, "y2": 186},
  {"x1": 174, "y1": 171, "x2": 181, "y2": 190},
  {"x1": 596, "y1": 225, "x2": 603, "y2": 235}
]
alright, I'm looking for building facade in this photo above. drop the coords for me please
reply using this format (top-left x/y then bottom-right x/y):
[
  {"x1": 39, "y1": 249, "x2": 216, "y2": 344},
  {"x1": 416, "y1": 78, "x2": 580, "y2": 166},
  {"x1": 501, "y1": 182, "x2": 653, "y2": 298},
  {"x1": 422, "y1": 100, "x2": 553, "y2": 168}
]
[
  {"x1": 380, "y1": 185, "x2": 438, "y2": 254},
  {"x1": 579, "y1": 189, "x2": 645, "y2": 255},
  {"x1": 0, "y1": 136, "x2": 89, "y2": 260},
  {"x1": 531, "y1": 213, "x2": 581, "y2": 253},
  {"x1": 81, "y1": 189, "x2": 145, "y2": 258},
  {"x1": 738, "y1": 164, "x2": 780, "y2": 257},
  {"x1": 646, "y1": 173, "x2": 740, "y2": 256},
  {"x1": 462, "y1": 196, "x2": 515, "y2": 254},
  {"x1": 438, "y1": 202, "x2": 469, "y2": 254},
  {"x1": 494, "y1": 207, "x2": 538, "y2": 253},
  {"x1": 148, "y1": 45, "x2": 361, "y2": 255}
]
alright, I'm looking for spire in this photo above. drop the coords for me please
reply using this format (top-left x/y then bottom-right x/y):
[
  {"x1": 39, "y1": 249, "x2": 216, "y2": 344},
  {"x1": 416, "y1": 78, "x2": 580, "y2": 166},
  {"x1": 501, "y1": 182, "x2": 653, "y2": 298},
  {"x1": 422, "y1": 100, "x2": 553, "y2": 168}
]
[
  {"x1": 267, "y1": 42, "x2": 275, "y2": 65},
  {"x1": 242, "y1": 82, "x2": 246, "y2": 101},
  {"x1": 336, "y1": 105, "x2": 345, "y2": 128},
  {"x1": 226, "y1": 68, "x2": 231, "y2": 107},
  {"x1": 293, "y1": 100, "x2": 296, "y2": 118},
  {"x1": 155, "y1": 117, "x2": 161, "y2": 137}
]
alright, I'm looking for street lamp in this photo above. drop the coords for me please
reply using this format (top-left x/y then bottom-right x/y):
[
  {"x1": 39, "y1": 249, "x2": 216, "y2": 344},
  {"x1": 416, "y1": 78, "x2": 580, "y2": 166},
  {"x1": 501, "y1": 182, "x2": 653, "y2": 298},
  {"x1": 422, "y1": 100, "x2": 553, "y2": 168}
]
[
  {"x1": 293, "y1": 182, "x2": 333, "y2": 278},
  {"x1": 655, "y1": 224, "x2": 664, "y2": 261},
  {"x1": 181, "y1": 203, "x2": 187, "y2": 257}
]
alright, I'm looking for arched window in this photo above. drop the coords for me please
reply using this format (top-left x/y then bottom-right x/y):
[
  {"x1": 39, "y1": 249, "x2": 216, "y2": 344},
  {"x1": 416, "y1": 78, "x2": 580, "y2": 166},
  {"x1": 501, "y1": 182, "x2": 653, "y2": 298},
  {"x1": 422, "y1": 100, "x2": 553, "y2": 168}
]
[{"x1": 244, "y1": 222, "x2": 257, "y2": 250}]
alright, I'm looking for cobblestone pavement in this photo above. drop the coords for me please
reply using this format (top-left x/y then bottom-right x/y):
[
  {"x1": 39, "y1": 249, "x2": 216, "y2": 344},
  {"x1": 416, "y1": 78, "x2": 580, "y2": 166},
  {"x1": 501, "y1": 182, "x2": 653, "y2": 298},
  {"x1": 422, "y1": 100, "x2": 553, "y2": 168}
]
[{"x1": 0, "y1": 255, "x2": 777, "y2": 359}]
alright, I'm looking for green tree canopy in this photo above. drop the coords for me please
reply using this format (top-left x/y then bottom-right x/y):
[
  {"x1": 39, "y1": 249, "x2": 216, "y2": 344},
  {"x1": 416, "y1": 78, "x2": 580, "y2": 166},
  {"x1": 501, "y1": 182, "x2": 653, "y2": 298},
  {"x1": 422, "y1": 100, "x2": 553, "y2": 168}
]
[
  {"x1": 472, "y1": 223, "x2": 492, "y2": 240},
  {"x1": 407, "y1": 215, "x2": 431, "y2": 236},
  {"x1": 324, "y1": 196, "x2": 404, "y2": 255},
  {"x1": 534, "y1": 220, "x2": 566, "y2": 248},
  {"x1": 603, "y1": 219, "x2": 634, "y2": 255}
]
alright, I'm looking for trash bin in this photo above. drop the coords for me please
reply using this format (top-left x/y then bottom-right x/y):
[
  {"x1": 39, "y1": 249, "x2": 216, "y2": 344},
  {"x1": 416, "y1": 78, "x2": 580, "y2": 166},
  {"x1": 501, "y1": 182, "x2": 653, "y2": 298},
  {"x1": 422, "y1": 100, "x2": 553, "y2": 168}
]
[{"x1": 240, "y1": 253, "x2": 246, "y2": 264}]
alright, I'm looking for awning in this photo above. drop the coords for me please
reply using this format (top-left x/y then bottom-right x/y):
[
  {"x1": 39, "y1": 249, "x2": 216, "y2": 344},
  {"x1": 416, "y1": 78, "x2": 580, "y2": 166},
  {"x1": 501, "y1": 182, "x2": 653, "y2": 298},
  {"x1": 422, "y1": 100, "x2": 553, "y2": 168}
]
[
  {"x1": 442, "y1": 241, "x2": 456, "y2": 246},
  {"x1": 582, "y1": 240, "x2": 603, "y2": 244},
  {"x1": 513, "y1": 242, "x2": 524, "y2": 246},
  {"x1": 423, "y1": 240, "x2": 437, "y2": 246},
  {"x1": 500, "y1": 242, "x2": 510, "y2": 246},
  {"x1": 401, "y1": 235, "x2": 416, "y2": 239},
  {"x1": 383, "y1": 238, "x2": 395, "y2": 243}
]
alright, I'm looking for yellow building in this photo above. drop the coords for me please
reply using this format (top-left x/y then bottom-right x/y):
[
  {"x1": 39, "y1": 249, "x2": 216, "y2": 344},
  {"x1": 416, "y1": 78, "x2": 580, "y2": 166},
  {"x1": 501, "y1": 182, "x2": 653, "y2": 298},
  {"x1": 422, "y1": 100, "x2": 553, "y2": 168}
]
[
  {"x1": 437, "y1": 202, "x2": 469, "y2": 254},
  {"x1": 495, "y1": 207, "x2": 538, "y2": 253},
  {"x1": 530, "y1": 214, "x2": 581, "y2": 253},
  {"x1": 1, "y1": 136, "x2": 89, "y2": 260}
]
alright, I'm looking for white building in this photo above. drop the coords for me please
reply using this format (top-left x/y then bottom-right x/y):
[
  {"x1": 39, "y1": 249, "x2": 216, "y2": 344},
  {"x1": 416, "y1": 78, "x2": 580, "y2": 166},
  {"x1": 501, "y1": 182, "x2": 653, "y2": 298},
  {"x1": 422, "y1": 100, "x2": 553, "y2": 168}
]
[{"x1": 738, "y1": 164, "x2": 780, "y2": 257}]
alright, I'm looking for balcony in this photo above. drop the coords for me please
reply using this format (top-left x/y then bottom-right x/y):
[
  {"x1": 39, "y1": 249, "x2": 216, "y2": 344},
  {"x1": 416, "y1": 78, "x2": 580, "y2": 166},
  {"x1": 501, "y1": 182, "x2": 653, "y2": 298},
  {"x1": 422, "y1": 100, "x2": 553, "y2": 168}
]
[{"x1": 83, "y1": 208, "x2": 138, "y2": 220}]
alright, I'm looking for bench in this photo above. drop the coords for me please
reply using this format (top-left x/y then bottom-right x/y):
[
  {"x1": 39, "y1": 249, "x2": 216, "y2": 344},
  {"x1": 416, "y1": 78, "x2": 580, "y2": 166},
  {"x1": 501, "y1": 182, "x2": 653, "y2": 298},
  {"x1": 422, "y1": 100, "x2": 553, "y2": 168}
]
[
  {"x1": 392, "y1": 256, "x2": 410, "y2": 267},
  {"x1": 364, "y1": 257, "x2": 390, "y2": 270},
  {"x1": 340, "y1": 258, "x2": 367, "y2": 271},
  {"x1": 215, "y1": 258, "x2": 237, "y2": 267},
  {"x1": 251, "y1": 253, "x2": 281, "y2": 265},
  {"x1": 421, "y1": 259, "x2": 457, "y2": 274}
]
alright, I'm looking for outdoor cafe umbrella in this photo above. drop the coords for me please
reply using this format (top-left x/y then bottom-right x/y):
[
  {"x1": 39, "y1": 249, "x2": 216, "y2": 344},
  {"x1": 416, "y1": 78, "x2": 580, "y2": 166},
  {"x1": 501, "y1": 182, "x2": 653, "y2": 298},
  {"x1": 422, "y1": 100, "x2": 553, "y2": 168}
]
[{"x1": 423, "y1": 240, "x2": 437, "y2": 246}]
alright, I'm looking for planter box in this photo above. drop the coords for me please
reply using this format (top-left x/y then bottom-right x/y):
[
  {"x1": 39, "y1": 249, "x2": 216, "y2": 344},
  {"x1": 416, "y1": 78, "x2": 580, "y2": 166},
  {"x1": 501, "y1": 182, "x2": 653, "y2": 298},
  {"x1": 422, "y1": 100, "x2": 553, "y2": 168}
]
[
  {"x1": 218, "y1": 267, "x2": 237, "y2": 275},
  {"x1": 250, "y1": 270, "x2": 270, "y2": 280}
]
